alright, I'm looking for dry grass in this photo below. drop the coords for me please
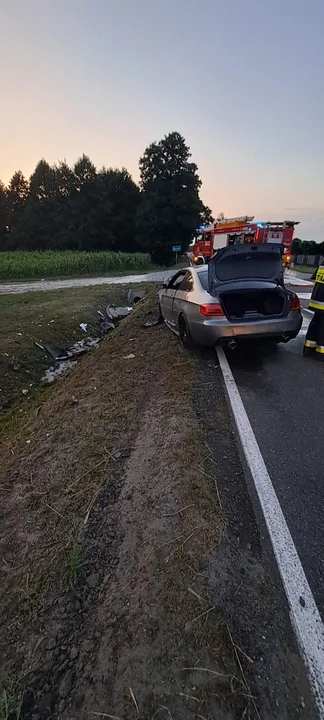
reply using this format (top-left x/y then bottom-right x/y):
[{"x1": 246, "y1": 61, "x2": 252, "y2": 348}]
[
  {"x1": 0, "y1": 289, "x2": 258, "y2": 718},
  {"x1": 0, "y1": 292, "x2": 195, "y2": 638}
]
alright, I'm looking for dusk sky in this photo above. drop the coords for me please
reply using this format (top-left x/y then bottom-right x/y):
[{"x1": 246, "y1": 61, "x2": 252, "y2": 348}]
[{"x1": 1, "y1": 0, "x2": 323, "y2": 240}]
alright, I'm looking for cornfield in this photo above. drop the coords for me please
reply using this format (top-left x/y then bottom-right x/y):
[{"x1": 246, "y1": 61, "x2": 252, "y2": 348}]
[{"x1": 0, "y1": 251, "x2": 152, "y2": 281}]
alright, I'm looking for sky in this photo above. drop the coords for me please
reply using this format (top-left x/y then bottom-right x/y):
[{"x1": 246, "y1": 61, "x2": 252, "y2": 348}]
[{"x1": 1, "y1": 0, "x2": 323, "y2": 241}]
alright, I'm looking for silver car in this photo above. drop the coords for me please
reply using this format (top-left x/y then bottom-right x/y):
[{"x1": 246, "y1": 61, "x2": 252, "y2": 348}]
[{"x1": 159, "y1": 244, "x2": 302, "y2": 348}]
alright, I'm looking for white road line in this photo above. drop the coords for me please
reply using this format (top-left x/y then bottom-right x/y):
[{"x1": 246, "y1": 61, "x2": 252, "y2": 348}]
[{"x1": 216, "y1": 346, "x2": 324, "y2": 717}]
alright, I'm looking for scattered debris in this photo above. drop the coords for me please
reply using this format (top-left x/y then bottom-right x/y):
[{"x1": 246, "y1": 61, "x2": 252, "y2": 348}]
[
  {"x1": 35, "y1": 341, "x2": 45, "y2": 351},
  {"x1": 22, "y1": 389, "x2": 29, "y2": 395},
  {"x1": 42, "y1": 343, "x2": 70, "y2": 361},
  {"x1": 35, "y1": 292, "x2": 144, "y2": 385},
  {"x1": 106, "y1": 305, "x2": 132, "y2": 321},
  {"x1": 42, "y1": 360, "x2": 77, "y2": 384},
  {"x1": 98, "y1": 319, "x2": 115, "y2": 336},
  {"x1": 69, "y1": 338, "x2": 100, "y2": 356},
  {"x1": 71, "y1": 395, "x2": 78, "y2": 404},
  {"x1": 141, "y1": 308, "x2": 163, "y2": 328}
]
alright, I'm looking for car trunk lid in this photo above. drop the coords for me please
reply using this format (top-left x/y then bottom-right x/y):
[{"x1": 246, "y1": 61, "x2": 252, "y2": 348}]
[
  {"x1": 207, "y1": 243, "x2": 283, "y2": 294},
  {"x1": 207, "y1": 244, "x2": 288, "y2": 321}
]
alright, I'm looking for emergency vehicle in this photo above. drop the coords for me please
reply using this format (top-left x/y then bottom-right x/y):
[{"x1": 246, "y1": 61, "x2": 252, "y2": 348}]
[{"x1": 189, "y1": 216, "x2": 299, "y2": 269}]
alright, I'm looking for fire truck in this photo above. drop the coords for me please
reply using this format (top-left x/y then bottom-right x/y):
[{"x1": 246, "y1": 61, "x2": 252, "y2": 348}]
[{"x1": 189, "y1": 216, "x2": 299, "y2": 269}]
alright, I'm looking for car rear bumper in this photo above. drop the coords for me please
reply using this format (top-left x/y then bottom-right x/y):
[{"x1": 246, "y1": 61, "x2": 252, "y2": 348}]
[{"x1": 190, "y1": 312, "x2": 302, "y2": 346}]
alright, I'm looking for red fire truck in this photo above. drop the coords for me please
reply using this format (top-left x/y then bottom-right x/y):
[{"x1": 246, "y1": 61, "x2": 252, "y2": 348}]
[{"x1": 189, "y1": 216, "x2": 299, "y2": 269}]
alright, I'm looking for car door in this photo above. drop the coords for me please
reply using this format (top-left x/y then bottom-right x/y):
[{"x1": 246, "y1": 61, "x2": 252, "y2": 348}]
[
  {"x1": 171, "y1": 271, "x2": 194, "y2": 327},
  {"x1": 161, "y1": 271, "x2": 188, "y2": 323}
]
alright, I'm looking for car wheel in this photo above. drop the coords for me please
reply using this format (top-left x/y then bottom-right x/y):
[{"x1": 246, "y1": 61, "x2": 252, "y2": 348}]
[{"x1": 178, "y1": 314, "x2": 193, "y2": 348}]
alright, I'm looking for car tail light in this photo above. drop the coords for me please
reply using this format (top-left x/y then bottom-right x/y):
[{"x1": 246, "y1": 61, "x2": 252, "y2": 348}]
[
  {"x1": 291, "y1": 296, "x2": 301, "y2": 310},
  {"x1": 200, "y1": 303, "x2": 225, "y2": 317}
]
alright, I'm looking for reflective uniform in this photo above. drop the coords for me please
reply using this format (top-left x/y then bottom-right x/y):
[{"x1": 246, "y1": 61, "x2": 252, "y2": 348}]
[{"x1": 304, "y1": 264, "x2": 324, "y2": 359}]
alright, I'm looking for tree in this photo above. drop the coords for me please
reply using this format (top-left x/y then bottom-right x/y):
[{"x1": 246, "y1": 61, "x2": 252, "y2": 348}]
[
  {"x1": 7, "y1": 171, "x2": 29, "y2": 217},
  {"x1": 22, "y1": 160, "x2": 60, "y2": 249},
  {"x1": 98, "y1": 168, "x2": 141, "y2": 252},
  {"x1": 74, "y1": 155, "x2": 96, "y2": 190},
  {"x1": 200, "y1": 204, "x2": 215, "y2": 225},
  {"x1": 292, "y1": 237, "x2": 302, "y2": 255},
  {"x1": 137, "y1": 132, "x2": 206, "y2": 264},
  {"x1": 6, "y1": 171, "x2": 29, "y2": 248},
  {"x1": 0, "y1": 181, "x2": 9, "y2": 248}
]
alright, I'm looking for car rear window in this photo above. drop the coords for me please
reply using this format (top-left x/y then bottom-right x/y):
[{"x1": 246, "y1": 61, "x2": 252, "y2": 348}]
[{"x1": 197, "y1": 270, "x2": 208, "y2": 290}]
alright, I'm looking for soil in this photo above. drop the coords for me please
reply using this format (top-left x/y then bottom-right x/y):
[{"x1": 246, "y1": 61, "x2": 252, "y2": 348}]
[{"x1": 0, "y1": 292, "x2": 317, "y2": 720}]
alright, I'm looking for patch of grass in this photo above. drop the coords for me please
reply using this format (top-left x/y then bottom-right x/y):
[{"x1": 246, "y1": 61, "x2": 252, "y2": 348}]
[
  {"x1": 65, "y1": 541, "x2": 84, "y2": 589},
  {"x1": 292, "y1": 265, "x2": 314, "y2": 274},
  {"x1": 0, "y1": 251, "x2": 152, "y2": 282},
  {"x1": 0, "y1": 677, "x2": 21, "y2": 720},
  {"x1": 0, "y1": 282, "x2": 154, "y2": 411}
]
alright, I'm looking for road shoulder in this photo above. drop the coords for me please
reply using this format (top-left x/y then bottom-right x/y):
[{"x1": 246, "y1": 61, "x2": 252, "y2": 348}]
[{"x1": 0, "y1": 300, "x2": 317, "y2": 719}]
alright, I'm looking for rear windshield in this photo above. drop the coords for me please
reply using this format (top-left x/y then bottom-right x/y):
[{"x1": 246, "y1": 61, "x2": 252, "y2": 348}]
[
  {"x1": 197, "y1": 269, "x2": 208, "y2": 290},
  {"x1": 213, "y1": 250, "x2": 280, "y2": 281}
]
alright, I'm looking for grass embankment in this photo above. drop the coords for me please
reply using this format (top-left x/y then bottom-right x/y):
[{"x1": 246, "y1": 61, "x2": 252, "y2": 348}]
[
  {"x1": 292, "y1": 265, "x2": 314, "y2": 275},
  {"x1": 0, "y1": 250, "x2": 152, "y2": 282},
  {"x1": 0, "y1": 283, "x2": 153, "y2": 412},
  {"x1": 0, "y1": 294, "x2": 252, "y2": 719}
]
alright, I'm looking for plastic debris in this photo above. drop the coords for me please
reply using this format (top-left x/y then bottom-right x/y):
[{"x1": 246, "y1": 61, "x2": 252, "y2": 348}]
[
  {"x1": 99, "y1": 319, "x2": 115, "y2": 335},
  {"x1": 123, "y1": 353, "x2": 135, "y2": 359},
  {"x1": 42, "y1": 360, "x2": 77, "y2": 384},
  {"x1": 22, "y1": 389, "x2": 29, "y2": 395},
  {"x1": 35, "y1": 297, "x2": 138, "y2": 384},
  {"x1": 141, "y1": 309, "x2": 163, "y2": 327},
  {"x1": 106, "y1": 305, "x2": 132, "y2": 320},
  {"x1": 42, "y1": 343, "x2": 69, "y2": 361}
]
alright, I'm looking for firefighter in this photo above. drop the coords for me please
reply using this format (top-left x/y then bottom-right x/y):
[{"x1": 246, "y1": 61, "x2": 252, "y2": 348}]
[{"x1": 303, "y1": 261, "x2": 324, "y2": 360}]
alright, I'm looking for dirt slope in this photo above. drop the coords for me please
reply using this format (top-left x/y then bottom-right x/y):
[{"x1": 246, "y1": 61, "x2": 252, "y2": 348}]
[{"x1": 0, "y1": 293, "x2": 316, "y2": 720}]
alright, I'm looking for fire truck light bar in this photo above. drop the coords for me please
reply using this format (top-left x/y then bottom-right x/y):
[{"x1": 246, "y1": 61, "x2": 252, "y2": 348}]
[{"x1": 215, "y1": 216, "x2": 254, "y2": 225}]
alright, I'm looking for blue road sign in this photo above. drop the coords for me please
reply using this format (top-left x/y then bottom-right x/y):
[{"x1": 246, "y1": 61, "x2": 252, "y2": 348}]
[{"x1": 172, "y1": 245, "x2": 181, "y2": 252}]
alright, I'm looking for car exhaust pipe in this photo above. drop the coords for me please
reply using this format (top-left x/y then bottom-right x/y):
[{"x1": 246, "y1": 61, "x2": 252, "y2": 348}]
[
  {"x1": 281, "y1": 334, "x2": 290, "y2": 344},
  {"x1": 227, "y1": 339, "x2": 237, "y2": 350}
]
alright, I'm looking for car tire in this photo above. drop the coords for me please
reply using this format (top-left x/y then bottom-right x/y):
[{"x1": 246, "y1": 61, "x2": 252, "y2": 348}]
[{"x1": 178, "y1": 314, "x2": 193, "y2": 349}]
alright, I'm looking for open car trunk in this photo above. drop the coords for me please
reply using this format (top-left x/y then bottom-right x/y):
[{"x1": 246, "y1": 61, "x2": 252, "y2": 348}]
[
  {"x1": 218, "y1": 287, "x2": 287, "y2": 321},
  {"x1": 208, "y1": 243, "x2": 288, "y2": 320}
]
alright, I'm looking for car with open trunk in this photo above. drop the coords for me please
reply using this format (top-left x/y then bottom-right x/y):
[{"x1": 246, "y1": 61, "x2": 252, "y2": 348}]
[{"x1": 159, "y1": 244, "x2": 302, "y2": 348}]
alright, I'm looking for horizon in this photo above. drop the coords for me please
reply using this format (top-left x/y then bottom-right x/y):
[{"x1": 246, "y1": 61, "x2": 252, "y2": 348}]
[{"x1": 1, "y1": 0, "x2": 323, "y2": 242}]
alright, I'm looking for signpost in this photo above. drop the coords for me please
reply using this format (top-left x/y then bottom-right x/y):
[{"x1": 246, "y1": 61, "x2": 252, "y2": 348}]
[{"x1": 172, "y1": 245, "x2": 181, "y2": 265}]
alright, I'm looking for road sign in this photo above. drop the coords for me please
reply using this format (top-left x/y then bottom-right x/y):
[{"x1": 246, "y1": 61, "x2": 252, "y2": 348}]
[{"x1": 172, "y1": 245, "x2": 181, "y2": 252}]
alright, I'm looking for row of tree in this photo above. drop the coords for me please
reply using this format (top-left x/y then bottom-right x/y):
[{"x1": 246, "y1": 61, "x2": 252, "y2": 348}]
[
  {"x1": 0, "y1": 132, "x2": 213, "y2": 264},
  {"x1": 292, "y1": 238, "x2": 324, "y2": 256}
]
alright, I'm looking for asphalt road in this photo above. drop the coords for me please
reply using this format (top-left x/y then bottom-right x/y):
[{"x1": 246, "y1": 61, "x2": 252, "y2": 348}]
[
  {"x1": 225, "y1": 313, "x2": 324, "y2": 621},
  {"x1": 0, "y1": 270, "x2": 174, "y2": 295},
  {"x1": 0, "y1": 265, "x2": 313, "y2": 296}
]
